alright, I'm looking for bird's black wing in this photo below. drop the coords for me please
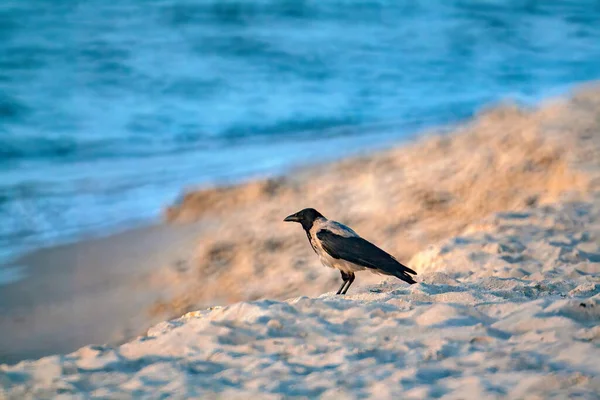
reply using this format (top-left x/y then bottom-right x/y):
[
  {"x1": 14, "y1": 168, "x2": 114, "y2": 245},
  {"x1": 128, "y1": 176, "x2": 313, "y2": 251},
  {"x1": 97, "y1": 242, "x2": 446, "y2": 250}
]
[{"x1": 316, "y1": 229, "x2": 417, "y2": 284}]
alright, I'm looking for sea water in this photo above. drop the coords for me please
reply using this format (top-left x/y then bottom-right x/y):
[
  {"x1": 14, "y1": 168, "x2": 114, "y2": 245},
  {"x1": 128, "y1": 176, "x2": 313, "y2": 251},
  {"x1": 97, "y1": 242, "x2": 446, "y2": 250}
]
[{"x1": 2, "y1": 0, "x2": 600, "y2": 274}]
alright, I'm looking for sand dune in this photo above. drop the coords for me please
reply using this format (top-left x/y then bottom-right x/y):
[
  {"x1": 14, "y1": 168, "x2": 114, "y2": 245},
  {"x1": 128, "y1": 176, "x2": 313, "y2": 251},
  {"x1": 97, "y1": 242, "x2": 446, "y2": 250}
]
[
  {"x1": 153, "y1": 84, "x2": 600, "y2": 316},
  {"x1": 2, "y1": 195, "x2": 599, "y2": 399}
]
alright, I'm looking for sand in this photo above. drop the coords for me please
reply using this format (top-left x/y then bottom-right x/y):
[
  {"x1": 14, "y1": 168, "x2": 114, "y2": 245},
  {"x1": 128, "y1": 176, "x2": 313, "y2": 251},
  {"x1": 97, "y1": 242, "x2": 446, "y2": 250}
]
[
  {"x1": 156, "y1": 84, "x2": 600, "y2": 315},
  {"x1": 1, "y1": 84, "x2": 600, "y2": 398},
  {"x1": 0, "y1": 223, "x2": 207, "y2": 364},
  {"x1": 2, "y1": 195, "x2": 599, "y2": 399}
]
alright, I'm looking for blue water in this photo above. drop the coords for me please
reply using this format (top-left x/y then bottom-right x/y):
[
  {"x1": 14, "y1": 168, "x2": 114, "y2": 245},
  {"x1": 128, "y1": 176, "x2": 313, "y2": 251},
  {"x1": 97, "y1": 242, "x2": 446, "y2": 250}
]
[{"x1": 2, "y1": 0, "x2": 600, "y2": 268}]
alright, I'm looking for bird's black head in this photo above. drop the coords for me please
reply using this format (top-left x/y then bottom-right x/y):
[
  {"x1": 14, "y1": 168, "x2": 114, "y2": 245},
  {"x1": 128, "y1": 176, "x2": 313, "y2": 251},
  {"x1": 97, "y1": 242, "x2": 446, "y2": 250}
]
[{"x1": 284, "y1": 208, "x2": 324, "y2": 231}]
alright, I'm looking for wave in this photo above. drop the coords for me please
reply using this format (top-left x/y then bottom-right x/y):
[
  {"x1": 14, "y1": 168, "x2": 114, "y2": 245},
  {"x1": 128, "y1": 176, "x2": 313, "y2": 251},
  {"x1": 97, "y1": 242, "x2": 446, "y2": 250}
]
[
  {"x1": 0, "y1": 93, "x2": 29, "y2": 121},
  {"x1": 0, "y1": 135, "x2": 198, "y2": 164},
  {"x1": 0, "y1": 112, "x2": 456, "y2": 166}
]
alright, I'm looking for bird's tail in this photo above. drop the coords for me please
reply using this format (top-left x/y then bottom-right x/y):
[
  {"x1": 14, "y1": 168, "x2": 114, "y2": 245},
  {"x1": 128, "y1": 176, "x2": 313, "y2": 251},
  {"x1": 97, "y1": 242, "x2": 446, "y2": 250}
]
[
  {"x1": 390, "y1": 256, "x2": 417, "y2": 275},
  {"x1": 392, "y1": 260, "x2": 417, "y2": 284},
  {"x1": 397, "y1": 271, "x2": 417, "y2": 285}
]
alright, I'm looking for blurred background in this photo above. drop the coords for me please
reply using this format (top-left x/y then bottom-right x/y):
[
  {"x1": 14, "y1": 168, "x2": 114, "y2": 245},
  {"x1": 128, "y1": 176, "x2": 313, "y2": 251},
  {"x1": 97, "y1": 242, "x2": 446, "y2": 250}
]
[{"x1": 2, "y1": 0, "x2": 600, "y2": 270}]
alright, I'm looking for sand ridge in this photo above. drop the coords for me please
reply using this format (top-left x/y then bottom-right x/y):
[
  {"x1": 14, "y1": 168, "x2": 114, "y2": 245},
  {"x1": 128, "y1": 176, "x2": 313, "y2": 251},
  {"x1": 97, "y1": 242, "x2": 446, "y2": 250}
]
[{"x1": 152, "y1": 85, "x2": 600, "y2": 317}]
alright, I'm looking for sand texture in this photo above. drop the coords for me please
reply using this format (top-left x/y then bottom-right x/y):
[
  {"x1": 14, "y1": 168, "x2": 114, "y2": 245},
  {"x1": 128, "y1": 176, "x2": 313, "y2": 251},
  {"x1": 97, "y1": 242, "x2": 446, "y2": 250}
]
[{"x1": 2, "y1": 195, "x2": 600, "y2": 399}]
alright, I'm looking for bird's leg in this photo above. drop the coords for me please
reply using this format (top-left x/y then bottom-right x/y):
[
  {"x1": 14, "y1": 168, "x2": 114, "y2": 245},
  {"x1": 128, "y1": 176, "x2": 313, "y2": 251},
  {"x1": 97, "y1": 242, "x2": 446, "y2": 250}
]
[
  {"x1": 336, "y1": 271, "x2": 349, "y2": 295},
  {"x1": 341, "y1": 272, "x2": 355, "y2": 295}
]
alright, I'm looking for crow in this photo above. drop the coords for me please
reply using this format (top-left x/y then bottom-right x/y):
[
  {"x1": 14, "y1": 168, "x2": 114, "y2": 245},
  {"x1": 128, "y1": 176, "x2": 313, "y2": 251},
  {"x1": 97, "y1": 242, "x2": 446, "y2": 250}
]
[{"x1": 284, "y1": 208, "x2": 416, "y2": 295}]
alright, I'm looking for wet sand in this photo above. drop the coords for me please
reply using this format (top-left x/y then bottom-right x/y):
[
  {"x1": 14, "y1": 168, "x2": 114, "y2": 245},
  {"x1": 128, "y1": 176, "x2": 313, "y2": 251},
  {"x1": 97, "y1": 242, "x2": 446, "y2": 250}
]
[{"x1": 0, "y1": 223, "x2": 206, "y2": 364}]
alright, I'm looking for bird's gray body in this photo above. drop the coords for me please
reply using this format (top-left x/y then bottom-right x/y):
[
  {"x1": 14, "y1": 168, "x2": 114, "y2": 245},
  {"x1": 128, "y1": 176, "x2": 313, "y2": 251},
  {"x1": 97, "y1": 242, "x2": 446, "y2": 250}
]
[{"x1": 308, "y1": 218, "x2": 368, "y2": 274}]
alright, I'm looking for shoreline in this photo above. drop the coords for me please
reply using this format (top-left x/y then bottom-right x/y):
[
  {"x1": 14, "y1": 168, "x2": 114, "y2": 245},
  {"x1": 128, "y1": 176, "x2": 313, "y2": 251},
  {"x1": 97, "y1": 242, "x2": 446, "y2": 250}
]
[
  {"x1": 0, "y1": 82, "x2": 576, "y2": 282},
  {"x1": 0, "y1": 116, "x2": 454, "y2": 277},
  {"x1": 1, "y1": 83, "x2": 600, "y2": 365},
  {"x1": 0, "y1": 220, "x2": 156, "y2": 285}
]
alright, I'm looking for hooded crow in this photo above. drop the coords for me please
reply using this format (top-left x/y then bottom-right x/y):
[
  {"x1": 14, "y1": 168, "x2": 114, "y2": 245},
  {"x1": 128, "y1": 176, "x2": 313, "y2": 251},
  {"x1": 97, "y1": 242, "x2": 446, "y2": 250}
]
[{"x1": 284, "y1": 208, "x2": 417, "y2": 295}]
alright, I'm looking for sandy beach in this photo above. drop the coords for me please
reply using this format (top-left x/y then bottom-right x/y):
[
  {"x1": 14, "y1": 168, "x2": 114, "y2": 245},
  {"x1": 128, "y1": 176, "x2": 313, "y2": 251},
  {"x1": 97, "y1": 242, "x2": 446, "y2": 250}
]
[
  {"x1": 1, "y1": 84, "x2": 600, "y2": 398},
  {"x1": 2, "y1": 174, "x2": 599, "y2": 399}
]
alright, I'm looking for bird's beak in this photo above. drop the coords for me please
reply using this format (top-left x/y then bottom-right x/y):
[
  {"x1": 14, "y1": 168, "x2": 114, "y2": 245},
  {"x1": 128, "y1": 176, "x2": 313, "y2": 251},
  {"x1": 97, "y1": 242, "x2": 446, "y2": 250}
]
[{"x1": 284, "y1": 213, "x2": 300, "y2": 222}]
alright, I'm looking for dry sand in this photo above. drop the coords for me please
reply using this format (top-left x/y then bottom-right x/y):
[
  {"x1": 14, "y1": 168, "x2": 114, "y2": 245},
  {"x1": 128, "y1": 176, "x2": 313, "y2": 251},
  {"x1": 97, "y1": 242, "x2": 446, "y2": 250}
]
[
  {"x1": 2, "y1": 193, "x2": 599, "y2": 399},
  {"x1": 1, "y1": 84, "x2": 600, "y2": 398}
]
